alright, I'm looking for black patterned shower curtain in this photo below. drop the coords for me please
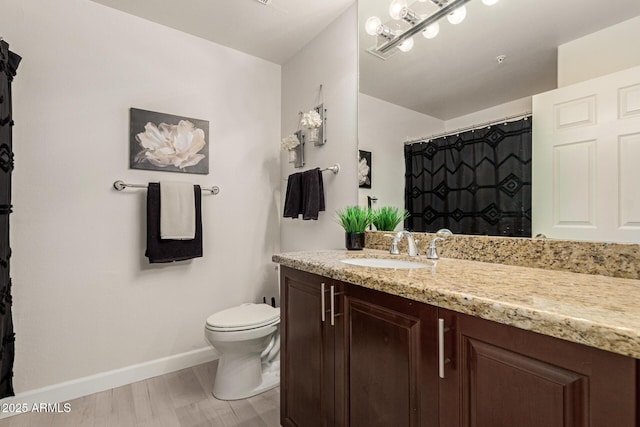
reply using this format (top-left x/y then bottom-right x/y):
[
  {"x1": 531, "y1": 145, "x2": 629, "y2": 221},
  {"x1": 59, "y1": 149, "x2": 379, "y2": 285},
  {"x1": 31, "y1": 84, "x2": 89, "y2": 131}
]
[
  {"x1": 404, "y1": 117, "x2": 532, "y2": 237},
  {"x1": 0, "y1": 39, "x2": 20, "y2": 398}
]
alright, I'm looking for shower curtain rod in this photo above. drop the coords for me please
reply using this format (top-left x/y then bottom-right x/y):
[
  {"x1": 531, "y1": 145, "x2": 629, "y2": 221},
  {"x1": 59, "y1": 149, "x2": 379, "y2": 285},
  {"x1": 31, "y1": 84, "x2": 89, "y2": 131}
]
[
  {"x1": 404, "y1": 111, "x2": 532, "y2": 146},
  {"x1": 113, "y1": 180, "x2": 220, "y2": 194}
]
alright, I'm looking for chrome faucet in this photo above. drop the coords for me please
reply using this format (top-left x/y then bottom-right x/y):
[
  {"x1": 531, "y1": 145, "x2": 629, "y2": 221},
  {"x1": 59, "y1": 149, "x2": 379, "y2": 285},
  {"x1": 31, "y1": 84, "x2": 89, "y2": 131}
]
[{"x1": 385, "y1": 230, "x2": 419, "y2": 257}]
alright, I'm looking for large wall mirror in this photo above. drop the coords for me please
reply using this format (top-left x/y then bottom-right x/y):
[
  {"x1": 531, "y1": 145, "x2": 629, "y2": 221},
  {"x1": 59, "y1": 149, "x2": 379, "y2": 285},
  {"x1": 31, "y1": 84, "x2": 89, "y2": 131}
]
[{"x1": 357, "y1": 0, "x2": 640, "y2": 242}]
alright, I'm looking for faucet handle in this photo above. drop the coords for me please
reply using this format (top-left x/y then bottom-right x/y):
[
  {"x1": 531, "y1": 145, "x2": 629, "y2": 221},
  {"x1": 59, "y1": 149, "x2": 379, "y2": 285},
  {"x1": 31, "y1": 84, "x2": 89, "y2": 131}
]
[
  {"x1": 426, "y1": 237, "x2": 445, "y2": 260},
  {"x1": 426, "y1": 229, "x2": 452, "y2": 259},
  {"x1": 383, "y1": 234, "x2": 400, "y2": 255},
  {"x1": 436, "y1": 228, "x2": 453, "y2": 237}
]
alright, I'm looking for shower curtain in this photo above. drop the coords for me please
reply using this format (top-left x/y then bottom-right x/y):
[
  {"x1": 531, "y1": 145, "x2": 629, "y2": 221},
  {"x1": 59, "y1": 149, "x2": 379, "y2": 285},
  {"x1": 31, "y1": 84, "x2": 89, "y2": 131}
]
[
  {"x1": 404, "y1": 117, "x2": 531, "y2": 237},
  {"x1": 0, "y1": 39, "x2": 21, "y2": 398}
]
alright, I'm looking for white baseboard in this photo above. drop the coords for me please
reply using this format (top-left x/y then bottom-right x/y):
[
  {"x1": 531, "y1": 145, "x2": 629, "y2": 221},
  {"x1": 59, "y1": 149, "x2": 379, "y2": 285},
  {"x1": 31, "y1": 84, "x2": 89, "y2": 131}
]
[{"x1": 0, "y1": 347, "x2": 218, "y2": 419}]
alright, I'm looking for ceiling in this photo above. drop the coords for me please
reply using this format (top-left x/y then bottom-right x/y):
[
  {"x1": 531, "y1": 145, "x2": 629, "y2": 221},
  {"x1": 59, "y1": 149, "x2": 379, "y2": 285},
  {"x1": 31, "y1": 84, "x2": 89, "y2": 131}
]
[
  {"x1": 89, "y1": 0, "x2": 355, "y2": 65},
  {"x1": 88, "y1": 0, "x2": 640, "y2": 120},
  {"x1": 359, "y1": 0, "x2": 640, "y2": 120}
]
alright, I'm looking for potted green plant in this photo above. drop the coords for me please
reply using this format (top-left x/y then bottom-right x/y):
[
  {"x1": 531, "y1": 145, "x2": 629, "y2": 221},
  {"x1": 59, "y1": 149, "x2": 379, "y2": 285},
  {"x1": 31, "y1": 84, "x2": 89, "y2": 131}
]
[
  {"x1": 371, "y1": 206, "x2": 410, "y2": 232},
  {"x1": 336, "y1": 206, "x2": 373, "y2": 250}
]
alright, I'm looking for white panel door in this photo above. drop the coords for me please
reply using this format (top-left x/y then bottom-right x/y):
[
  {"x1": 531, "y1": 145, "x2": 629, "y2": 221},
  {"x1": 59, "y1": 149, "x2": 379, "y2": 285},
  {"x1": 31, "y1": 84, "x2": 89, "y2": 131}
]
[{"x1": 533, "y1": 65, "x2": 640, "y2": 243}]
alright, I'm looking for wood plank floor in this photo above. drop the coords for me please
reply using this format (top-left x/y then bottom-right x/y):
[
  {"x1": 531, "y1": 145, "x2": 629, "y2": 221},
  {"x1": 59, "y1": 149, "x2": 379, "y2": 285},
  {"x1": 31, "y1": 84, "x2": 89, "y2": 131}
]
[{"x1": 0, "y1": 361, "x2": 280, "y2": 427}]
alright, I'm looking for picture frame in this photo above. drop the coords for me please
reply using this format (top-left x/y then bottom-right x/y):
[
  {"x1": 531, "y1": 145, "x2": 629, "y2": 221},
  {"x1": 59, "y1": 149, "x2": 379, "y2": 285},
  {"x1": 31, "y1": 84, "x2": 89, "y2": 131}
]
[
  {"x1": 129, "y1": 108, "x2": 209, "y2": 175},
  {"x1": 358, "y1": 150, "x2": 371, "y2": 188}
]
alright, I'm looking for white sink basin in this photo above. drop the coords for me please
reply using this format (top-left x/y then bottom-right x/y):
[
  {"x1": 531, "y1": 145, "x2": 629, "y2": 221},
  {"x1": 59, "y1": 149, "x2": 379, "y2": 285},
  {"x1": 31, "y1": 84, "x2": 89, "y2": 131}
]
[{"x1": 340, "y1": 258, "x2": 432, "y2": 269}]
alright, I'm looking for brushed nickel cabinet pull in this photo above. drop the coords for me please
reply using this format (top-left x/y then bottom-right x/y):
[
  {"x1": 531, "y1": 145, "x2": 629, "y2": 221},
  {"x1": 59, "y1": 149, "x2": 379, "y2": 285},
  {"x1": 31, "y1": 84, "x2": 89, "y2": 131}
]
[
  {"x1": 321, "y1": 283, "x2": 326, "y2": 322},
  {"x1": 438, "y1": 318, "x2": 445, "y2": 378}
]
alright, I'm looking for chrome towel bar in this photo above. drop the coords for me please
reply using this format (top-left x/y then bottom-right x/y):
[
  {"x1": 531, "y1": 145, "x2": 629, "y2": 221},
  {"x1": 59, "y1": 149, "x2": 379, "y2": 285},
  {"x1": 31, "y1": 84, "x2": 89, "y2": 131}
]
[
  {"x1": 113, "y1": 180, "x2": 220, "y2": 195},
  {"x1": 283, "y1": 163, "x2": 340, "y2": 180}
]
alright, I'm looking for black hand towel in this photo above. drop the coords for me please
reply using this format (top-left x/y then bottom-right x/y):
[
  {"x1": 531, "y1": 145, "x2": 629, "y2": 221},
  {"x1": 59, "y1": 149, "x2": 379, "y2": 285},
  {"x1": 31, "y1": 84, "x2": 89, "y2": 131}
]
[
  {"x1": 302, "y1": 168, "x2": 325, "y2": 220},
  {"x1": 145, "y1": 183, "x2": 203, "y2": 263},
  {"x1": 283, "y1": 172, "x2": 303, "y2": 218}
]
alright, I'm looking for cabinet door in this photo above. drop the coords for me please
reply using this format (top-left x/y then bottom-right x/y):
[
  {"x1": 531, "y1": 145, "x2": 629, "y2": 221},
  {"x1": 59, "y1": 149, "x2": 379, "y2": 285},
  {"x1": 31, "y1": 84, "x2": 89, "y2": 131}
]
[
  {"x1": 438, "y1": 309, "x2": 638, "y2": 427},
  {"x1": 280, "y1": 267, "x2": 339, "y2": 427},
  {"x1": 341, "y1": 284, "x2": 439, "y2": 427}
]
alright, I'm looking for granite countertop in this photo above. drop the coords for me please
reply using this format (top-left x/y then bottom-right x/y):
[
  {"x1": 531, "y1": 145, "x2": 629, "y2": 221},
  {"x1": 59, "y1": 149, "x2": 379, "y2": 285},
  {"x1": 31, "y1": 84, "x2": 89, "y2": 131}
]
[{"x1": 273, "y1": 249, "x2": 640, "y2": 359}]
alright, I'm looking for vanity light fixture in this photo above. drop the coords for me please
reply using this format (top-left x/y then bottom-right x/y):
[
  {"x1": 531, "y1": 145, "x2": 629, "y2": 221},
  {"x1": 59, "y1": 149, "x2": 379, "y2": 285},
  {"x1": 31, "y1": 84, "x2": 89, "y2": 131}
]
[{"x1": 365, "y1": 0, "x2": 498, "y2": 59}]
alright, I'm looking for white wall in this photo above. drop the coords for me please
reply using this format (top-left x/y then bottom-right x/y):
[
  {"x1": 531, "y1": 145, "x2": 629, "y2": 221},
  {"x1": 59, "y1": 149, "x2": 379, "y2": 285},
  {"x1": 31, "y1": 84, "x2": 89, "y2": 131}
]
[
  {"x1": 444, "y1": 96, "x2": 532, "y2": 131},
  {"x1": 280, "y1": 4, "x2": 358, "y2": 252},
  {"x1": 558, "y1": 16, "x2": 640, "y2": 87},
  {"x1": 1, "y1": 0, "x2": 281, "y2": 393},
  {"x1": 358, "y1": 93, "x2": 443, "y2": 214}
]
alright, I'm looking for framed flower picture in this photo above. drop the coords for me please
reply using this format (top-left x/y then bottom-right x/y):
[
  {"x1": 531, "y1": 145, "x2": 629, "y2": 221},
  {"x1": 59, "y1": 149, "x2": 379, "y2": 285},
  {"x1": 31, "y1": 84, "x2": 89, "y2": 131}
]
[
  {"x1": 129, "y1": 108, "x2": 209, "y2": 175},
  {"x1": 358, "y1": 150, "x2": 371, "y2": 188}
]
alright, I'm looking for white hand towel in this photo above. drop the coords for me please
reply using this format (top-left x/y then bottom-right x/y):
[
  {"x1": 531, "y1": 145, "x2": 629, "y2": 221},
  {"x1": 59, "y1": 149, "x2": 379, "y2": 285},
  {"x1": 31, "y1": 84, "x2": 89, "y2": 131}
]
[{"x1": 159, "y1": 181, "x2": 196, "y2": 240}]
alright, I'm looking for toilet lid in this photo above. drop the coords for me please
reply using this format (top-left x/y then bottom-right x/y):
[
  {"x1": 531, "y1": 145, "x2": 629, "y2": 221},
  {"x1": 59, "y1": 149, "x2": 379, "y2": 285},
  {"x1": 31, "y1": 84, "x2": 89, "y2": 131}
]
[{"x1": 206, "y1": 303, "x2": 280, "y2": 330}]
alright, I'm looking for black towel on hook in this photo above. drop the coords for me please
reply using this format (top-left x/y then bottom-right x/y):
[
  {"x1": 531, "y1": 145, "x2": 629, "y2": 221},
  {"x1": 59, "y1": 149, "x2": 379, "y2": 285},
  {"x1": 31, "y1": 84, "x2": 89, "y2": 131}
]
[
  {"x1": 145, "y1": 183, "x2": 203, "y2": 263},
  {"x1": 302, "y1": 168, "x2": 325, "y2": 220},
  {"x1": 283, "y1": 172, "x2": 303, "y2": 218}
]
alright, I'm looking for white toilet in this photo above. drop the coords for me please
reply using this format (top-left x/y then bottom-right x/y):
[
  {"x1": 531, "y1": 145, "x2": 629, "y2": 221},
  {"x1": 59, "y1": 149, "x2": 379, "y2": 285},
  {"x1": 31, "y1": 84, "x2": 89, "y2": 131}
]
[{"x1": 204, "y1": 303, "x2": 280, "y2": 400}]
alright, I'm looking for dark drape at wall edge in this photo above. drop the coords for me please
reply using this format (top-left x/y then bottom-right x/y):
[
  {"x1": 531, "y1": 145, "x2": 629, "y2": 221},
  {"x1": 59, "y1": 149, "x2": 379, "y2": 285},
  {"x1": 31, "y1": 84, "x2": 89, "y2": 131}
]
[
  {"x1": 404, "y1": 117, "x2": 532, "y2": 237},
  {"x1": 0, "y1": 40, "x2": 21, "y2": 398}
]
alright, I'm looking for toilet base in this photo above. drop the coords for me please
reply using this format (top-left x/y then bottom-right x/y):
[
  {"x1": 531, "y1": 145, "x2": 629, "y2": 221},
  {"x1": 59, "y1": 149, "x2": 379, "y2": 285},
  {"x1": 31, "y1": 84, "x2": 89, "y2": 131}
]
[{"x1": 212, "y1": 360, "x2": 280, "y2": 401}]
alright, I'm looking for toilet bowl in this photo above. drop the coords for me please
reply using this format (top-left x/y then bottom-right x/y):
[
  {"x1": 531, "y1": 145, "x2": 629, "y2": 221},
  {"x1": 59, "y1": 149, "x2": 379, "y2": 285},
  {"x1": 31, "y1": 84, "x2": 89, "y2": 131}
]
[{"x1": 204, "y1": 303, "x2": 280, "y2": 400}]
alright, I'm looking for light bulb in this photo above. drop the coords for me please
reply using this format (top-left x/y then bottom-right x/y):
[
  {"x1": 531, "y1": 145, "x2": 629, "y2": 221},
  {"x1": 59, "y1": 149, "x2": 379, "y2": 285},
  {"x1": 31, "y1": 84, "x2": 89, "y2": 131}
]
[
  {"x1": 482, "y1": 0, "x2": 499, "y2": 4},
  {"x1": 422, "y1": 22, "x2": 440, "y2": 39},
  {"x1": 389, "y1": 0, "x2": 407, "y2": 20},
  {"x1": 398, "y1": 37, "x2": 414, "y2": 52},
  {"x1": 365, "y1": 16, "x2": 382, "y2": 36},
  {"x1": 447, "y1": 5, "x2": 466, "y2": 24}
]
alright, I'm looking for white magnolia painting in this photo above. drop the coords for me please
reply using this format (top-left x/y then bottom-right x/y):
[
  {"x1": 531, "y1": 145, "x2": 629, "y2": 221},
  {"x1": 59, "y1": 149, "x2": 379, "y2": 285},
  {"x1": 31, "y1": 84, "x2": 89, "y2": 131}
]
[{"x1": 130, "y1": 108, "x2": 209, "y2": 175}]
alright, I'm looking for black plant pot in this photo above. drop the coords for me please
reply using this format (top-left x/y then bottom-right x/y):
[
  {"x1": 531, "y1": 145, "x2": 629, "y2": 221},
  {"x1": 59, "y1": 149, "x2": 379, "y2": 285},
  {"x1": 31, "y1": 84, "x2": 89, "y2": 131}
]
[{"x1": 345, "y1": 232, "x2": 365, "y2": 250}]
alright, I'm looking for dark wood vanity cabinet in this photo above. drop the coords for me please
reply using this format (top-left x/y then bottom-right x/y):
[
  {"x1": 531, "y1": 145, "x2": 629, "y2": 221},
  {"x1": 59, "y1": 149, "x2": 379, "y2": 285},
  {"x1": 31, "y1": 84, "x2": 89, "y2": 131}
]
[
  {"x1": 280, "y1": 267, "x2": 343, "y2": 427},
  {"x1": 438, "y1": 309, "x2": 638, "y2": 427},
  {"x1": 280, "y1": 266, "x2": 439, "y2": 427},
  {"x1": 280, "y1": 267, "x2": 639, "y2": 427},
  {"x1": 342, "y1": 282, "x2": 439, "y2": 427}
]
